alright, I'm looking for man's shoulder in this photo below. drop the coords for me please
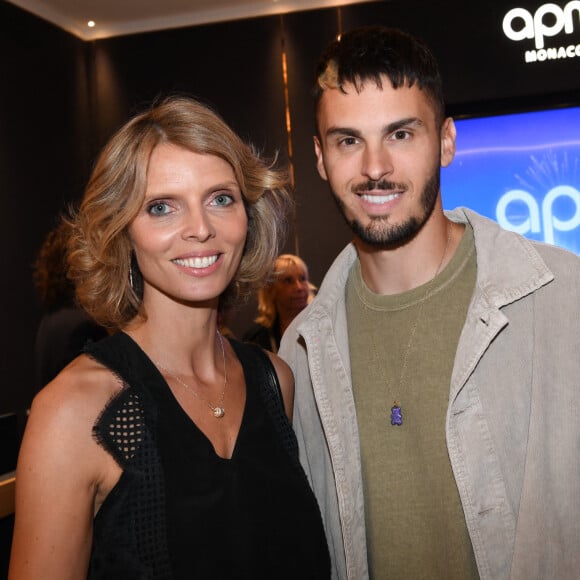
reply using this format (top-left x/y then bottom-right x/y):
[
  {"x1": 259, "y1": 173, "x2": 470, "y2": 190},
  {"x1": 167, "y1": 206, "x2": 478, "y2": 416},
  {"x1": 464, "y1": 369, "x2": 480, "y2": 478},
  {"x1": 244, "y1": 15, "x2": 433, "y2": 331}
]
[
  {"x1": 313, "y1": 244, "x2": 357, "y2": 299},
  {"x1": 453, "y1": 206, "x2": 580, "y2": 273},
  {"x1": 280, "y1": 244, "x2": 356, "y2": 354},
  {"x1": 529, "y1": 239, "x2": 580, "y2": 284},
  {"x1": 530, "y1": 238, "x2": 580, "y2": 263}
]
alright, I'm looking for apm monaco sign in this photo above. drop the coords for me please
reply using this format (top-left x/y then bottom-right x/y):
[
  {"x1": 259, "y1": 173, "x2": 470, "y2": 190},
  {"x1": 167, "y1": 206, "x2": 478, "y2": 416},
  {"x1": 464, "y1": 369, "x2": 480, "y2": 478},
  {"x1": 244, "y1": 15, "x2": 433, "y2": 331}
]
[{"x1": 502, "y1": 1, "x2": 580, "y2": 62}]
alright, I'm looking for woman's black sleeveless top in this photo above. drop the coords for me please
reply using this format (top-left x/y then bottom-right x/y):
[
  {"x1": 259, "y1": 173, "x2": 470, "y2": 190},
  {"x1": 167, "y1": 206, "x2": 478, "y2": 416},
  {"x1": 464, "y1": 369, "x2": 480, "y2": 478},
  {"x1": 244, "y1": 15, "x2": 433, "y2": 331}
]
[{"x1": 85, "y1": 332, "x2": 330, "y2": 579}]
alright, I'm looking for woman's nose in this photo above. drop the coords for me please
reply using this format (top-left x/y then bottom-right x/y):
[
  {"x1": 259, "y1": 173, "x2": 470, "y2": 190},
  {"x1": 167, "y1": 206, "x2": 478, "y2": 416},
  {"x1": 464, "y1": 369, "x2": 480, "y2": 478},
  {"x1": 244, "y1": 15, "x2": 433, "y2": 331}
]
[{"x1": 181, "y1": 208, "x2": 215, "y2": 242}]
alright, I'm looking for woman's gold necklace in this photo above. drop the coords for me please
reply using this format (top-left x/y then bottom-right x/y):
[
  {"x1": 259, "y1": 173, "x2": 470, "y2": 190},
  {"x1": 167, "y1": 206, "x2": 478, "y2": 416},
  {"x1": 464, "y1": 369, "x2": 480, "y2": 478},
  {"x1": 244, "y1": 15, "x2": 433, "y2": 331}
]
[{"x1": 156, "y1": 331, "x2": 228, "y2": 419}]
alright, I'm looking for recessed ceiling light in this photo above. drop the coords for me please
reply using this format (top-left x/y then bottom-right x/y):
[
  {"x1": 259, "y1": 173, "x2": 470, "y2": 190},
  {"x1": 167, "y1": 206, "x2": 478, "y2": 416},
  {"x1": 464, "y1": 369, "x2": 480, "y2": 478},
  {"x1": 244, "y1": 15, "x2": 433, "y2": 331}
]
[{"x1": 87, "y1": 20, "x2": 96, "y2": 28}]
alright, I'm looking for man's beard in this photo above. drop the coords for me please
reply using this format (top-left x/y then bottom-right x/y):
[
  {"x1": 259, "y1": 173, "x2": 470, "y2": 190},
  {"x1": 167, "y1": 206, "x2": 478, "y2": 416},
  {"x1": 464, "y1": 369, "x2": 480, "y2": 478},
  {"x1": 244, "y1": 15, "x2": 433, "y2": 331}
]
[{"x1": 331, "y1": 165, "x2": 441, "y2": 249}]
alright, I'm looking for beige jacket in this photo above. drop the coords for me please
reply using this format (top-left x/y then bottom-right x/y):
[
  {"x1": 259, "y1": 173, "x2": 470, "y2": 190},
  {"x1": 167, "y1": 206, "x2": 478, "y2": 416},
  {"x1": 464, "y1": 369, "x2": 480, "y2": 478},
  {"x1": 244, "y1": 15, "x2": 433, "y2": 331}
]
[{"x1": 280, "y1": 208, "x2": 580, "y2": 580}]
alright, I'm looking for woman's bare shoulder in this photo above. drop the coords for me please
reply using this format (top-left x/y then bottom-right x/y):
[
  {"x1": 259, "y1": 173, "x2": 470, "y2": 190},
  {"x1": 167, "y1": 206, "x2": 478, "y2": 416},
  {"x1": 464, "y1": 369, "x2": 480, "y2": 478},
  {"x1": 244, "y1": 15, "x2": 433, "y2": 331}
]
[
  {"x1": 31, "y1": 354, "x2": 123, "y2": 431},
  {"x1": 20, "y1": 353, "x2": 125, "y2": 491}
]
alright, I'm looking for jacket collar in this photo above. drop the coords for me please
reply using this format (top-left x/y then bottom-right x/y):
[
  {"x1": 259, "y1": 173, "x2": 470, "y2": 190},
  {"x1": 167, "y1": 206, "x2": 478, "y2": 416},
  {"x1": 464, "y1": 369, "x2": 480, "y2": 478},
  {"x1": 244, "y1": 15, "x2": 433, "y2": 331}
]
[
  {"x1": 302, "y1": 208, "x2": 554, "y2": 322},
  {"x1": 447, "y1": 208, "x2": 554, "y2": 308}
]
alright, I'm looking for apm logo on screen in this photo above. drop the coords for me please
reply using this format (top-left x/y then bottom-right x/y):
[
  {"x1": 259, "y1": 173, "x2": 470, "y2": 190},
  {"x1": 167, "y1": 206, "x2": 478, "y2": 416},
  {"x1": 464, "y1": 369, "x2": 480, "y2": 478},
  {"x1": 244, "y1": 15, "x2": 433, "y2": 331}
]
[
  {"x1": 502, "y1": 1, "x2": 580, "y2": 62},
  {"x1": 441, "y1": 106, "x2": 580, "y2": 255}
]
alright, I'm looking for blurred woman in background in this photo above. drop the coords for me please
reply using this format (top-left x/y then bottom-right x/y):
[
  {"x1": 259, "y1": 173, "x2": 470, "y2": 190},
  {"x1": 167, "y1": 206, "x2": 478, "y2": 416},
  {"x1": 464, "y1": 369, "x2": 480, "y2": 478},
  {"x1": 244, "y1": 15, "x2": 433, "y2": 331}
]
[{"x1": 243, "y1": 254, "x2": 316, "y2": 353}]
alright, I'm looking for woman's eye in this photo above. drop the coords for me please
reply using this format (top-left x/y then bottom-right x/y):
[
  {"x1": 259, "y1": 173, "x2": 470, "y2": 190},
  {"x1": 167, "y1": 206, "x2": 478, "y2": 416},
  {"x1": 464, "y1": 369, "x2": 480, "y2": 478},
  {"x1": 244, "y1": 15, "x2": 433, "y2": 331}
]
[
  {"x1": 212, "y1": 194, "x2": 234, "y2": 207},
  {"x1": 147, "y1": 201, "x2": 171, "y2": 216}
]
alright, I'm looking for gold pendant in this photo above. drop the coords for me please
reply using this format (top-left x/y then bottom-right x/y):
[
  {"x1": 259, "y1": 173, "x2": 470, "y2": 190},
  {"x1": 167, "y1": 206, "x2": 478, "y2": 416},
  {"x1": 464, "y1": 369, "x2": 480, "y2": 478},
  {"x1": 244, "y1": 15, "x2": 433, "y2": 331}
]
[{"x1": 213, "y1": 407, "x2": 225, "y2": 418}]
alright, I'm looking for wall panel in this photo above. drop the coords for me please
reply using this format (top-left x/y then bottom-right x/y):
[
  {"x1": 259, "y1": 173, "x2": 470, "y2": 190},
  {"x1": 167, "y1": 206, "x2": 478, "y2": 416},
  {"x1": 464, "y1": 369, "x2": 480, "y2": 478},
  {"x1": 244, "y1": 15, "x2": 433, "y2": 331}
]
[
  {"x1": 0, "y1": 0, "x2": 89, "y2": 425},
  {"x1": 283, "y1": 8, "x2": 353, "y2": 288}
]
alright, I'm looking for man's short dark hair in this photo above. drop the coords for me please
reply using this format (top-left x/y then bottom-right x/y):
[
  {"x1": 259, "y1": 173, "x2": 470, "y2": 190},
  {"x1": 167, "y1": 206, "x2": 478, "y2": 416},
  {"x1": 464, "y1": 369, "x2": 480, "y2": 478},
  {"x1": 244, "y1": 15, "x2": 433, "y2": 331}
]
[{"x1": 314, "y1": 26, "x2": 445, "y2": 126}]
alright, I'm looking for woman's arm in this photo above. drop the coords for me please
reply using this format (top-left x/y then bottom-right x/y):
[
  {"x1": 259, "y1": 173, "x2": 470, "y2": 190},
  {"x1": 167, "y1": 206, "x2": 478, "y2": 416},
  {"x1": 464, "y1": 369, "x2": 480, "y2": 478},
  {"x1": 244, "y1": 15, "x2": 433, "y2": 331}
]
[
  {"x1": 266, "y1": 352, "x2": 295, "y2": 421},
  {"x1": 9, "y1": 356, "x2": 121, "y2": 580}
]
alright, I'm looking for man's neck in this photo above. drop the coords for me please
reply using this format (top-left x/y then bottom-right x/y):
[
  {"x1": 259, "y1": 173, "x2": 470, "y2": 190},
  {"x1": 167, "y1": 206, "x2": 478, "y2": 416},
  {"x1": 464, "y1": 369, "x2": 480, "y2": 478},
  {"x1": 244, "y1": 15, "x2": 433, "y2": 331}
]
[{"x1": 355, "y1": 215, "x2": 464, "y2": 295}]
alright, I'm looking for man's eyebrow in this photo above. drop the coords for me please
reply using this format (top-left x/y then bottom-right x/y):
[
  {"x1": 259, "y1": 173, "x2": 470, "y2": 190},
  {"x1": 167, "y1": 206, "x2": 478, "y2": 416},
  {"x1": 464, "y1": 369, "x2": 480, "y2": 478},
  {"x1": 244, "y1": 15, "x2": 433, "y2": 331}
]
[
  {"x1": 386, "y1": 117, "x2": 424, "y2": 133},
  {"x1": 325, "y1": 126, "x2": 363, "y2": 139},
  {"x1": 324, "y1": 117, "x2": 424, "y2": 139}
]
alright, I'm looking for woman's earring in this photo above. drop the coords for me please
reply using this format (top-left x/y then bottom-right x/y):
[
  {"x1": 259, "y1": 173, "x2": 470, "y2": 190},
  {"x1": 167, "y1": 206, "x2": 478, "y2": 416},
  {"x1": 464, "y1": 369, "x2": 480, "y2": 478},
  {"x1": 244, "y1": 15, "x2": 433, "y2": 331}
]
[{"x1": 129, "y1": 253, "x2": 144, "y2": 299}]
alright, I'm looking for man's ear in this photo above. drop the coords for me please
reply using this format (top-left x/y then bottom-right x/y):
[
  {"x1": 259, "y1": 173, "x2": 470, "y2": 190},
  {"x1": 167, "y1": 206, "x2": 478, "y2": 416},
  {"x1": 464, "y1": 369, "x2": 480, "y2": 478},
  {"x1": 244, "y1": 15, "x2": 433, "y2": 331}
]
[
  {"x1": 440, "y1": 117, "x2": 456, "y2": 168},
  {"x1": 313, "y1": 136, "x2": 328, "y2": 181}
]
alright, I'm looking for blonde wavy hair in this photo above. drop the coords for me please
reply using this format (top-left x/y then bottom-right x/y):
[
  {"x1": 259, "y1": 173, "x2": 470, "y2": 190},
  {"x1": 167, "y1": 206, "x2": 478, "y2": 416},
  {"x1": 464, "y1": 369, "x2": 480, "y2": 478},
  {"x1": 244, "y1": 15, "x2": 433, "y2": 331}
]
[
  {"x1": 67, "y1": 96, "x2": 293, "y2": 329},
  {"x1": 255, "y1": 254, "x2": 315, "y2": 328}
]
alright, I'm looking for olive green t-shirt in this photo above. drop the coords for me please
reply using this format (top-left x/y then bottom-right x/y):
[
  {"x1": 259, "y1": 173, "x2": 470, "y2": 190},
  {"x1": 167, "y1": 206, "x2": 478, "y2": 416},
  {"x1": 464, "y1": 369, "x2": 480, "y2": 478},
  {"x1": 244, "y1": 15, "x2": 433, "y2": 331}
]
[{"x1": 346, "y1": 225, "x2": 479, "y2": 579}]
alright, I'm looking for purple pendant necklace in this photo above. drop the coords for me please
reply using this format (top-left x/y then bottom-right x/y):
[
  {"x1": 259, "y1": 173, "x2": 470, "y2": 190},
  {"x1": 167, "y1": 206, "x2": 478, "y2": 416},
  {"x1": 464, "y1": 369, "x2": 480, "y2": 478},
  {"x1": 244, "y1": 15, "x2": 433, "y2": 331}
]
[
  {"x1": 389, "y1": 223, "x2": 452, "y2": 427},
  {"x1": 390, "y1": 402, "x2": 403, "y2": 426}
]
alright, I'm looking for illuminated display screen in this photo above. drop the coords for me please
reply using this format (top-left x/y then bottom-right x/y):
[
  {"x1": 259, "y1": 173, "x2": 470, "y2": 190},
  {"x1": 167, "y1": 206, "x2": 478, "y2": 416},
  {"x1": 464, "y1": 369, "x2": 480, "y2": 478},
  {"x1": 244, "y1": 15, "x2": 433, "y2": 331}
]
[{"x1": 441, "y1": 105, "x2": 580, "y2": 254}]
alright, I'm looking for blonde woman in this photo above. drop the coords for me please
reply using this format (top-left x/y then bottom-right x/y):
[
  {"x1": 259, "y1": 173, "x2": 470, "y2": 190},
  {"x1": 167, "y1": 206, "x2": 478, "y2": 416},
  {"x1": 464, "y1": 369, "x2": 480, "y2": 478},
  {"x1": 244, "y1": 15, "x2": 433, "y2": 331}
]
[
  {"x1": 243, "y1": 254, "x2": 315, "y2": 352},
  {"x1": 10, "y1": 97, "x2": 330, "y2": 580}
]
